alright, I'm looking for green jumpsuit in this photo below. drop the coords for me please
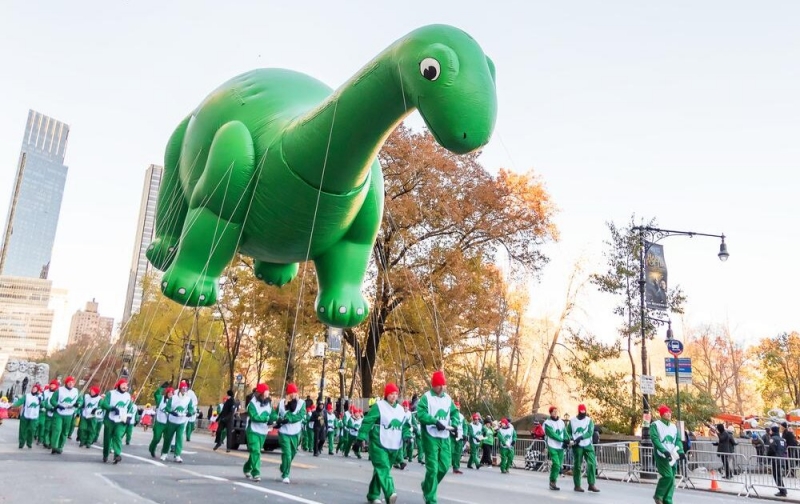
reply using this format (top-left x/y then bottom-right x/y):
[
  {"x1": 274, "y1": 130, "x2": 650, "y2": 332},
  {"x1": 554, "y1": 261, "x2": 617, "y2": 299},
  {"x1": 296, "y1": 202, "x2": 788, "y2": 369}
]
[
  {"x1": 497, "y1": 425, "x2": 517, "y2": 473},
  {"x1": 467, "y1": 420, "x2": 484, "y2": 469},
  {"x1": 244, "y1": 397, "x2": 276, "y2": 479},
  {"x1": 543, "y1": 417, "x2": 567, "y2": 485},
  {"x1": 567, "y1": 415, "x2": 597, "y2": 489},
  {"x1": 149, "y1": 389, "x2": 168, "y2": 457},
  {"x1": 650, "y1": 419, "x2": 683, "y2": 504},
  {"x1": 49, "y1": 385, "x2": 81, "y2": 453},
  {"x1": 450, "y1": 411, "x2": 466, "y2": 471},
  {"x1": 78, "y1": 393, "x2": 101, "y2": 447},
  {"x1": 277, "y1": 398, "x2": 306, "y2": 481},
  {"x1": 99, "y1": 388, "x2": 134, "y2": 462},
  {"x1": 325, "y1": 410, "x2": 337, "y2": 454},
  {"x1": 12, "y1": 393, "x2": 40, "y2": 448},
  {"x1": 162, "y1": 392, "x2": 194, "y2": 458},
  {"x1": 416, "y1": 389, "x2": 460, "y2": 504},
  {"x1": 358, "y1": 399, "x2": 411, "y2": 504}
]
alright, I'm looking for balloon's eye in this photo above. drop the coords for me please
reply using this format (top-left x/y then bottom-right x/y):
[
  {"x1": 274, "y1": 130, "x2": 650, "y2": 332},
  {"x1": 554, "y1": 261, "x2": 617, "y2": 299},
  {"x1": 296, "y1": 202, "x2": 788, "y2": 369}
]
[{"x1": 420, "y1": 58, "x2": 441, "y2": 81}]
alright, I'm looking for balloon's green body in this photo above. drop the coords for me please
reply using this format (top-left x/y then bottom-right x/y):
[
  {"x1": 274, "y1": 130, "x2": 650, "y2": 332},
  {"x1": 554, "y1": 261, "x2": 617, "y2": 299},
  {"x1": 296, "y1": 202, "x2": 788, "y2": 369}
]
[{"x1": 146, "y1": 24, "x2": 498, "y2": 328}]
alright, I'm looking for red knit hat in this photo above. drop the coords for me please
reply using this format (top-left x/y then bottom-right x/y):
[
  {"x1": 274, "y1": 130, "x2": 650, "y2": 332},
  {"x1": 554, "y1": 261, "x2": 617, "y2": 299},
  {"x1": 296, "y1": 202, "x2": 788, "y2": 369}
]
[
  {"x1": 165, "y1": 387, "x2": 175, "y2": 395},
  {"x1": 31, "y1": 384, "x2": 40, "y2": 393},
  {"x1": 454, "y1": 401, "x2": 460, "y2": 408},
  {"x1": 472, "y1": 413, "x2": 480, "y2": 420},
  {"x1": 402, "y1": 400, "x2": 410, "y2": 408},
  {"x1": 326, "y1": 403, "x2": 333, "y2": 411},
  {"x1": 179, "y1": 380, "x2": 188, "y2": 389},
  {"x1": 286, "y1": 383, "x2": 298, "y2": 395},
  {"x1": 431, "y1": 370, "x2": 446, "y2": 387},
  {"x1": 115, "y1": 378, "x2": 128, "y2": 389},
  {"x1": 65, "y1": 376, "x2": 75, "y2": 385},
  {"x1": 89, "y1": 386, "x2": 100, "y2": 395},
  {"x1": 501, "y1": 417, "x2": 509, "y2": 425},
  {"x1": 255, "y1": 383, "x2": 269, "y2": 395},
  {"x1": 658, "y1": 404, "x2": 671, "y2": 416},
  {"x1": 578, "y1": 404, "x2": 587, "y2": 413},
  {"x1": 50, "y1": 379, "x2": 59, "y2": 388},
  {"x1": 548, "y1": 405, "x2": 558, "y2": 414},
  {"x1": 384, "y1": 382, "x2": 399, "y2": 398}
]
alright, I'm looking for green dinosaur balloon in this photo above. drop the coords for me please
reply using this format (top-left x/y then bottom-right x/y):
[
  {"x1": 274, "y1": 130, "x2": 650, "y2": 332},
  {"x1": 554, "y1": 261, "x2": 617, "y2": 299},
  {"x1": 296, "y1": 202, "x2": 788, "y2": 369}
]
[{"x1": 146, "y1": 24, "x2": 497, "y2": 328}]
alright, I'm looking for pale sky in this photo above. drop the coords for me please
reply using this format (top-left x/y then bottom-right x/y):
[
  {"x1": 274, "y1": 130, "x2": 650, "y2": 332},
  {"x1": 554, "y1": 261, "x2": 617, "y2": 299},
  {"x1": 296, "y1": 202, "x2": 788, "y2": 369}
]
[{"x1": 0, "y1": 1, "x2": 797, "y2": 348}]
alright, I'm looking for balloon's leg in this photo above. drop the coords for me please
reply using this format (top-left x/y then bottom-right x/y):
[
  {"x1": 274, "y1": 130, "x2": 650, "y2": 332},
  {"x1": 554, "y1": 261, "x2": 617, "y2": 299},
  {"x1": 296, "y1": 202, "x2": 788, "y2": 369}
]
[
  {"x1": 254, "y1": 260, "x2": 299, "y2": 287},
  {"x1": 160, "y1": 120, "x2": 256, "y2": 307},
  {"x1": 147, "y1": 116, "x2": 191, "y2": 271},
  {"x1": 312, "y1": 161, "x2": 383, "y2": 327}
]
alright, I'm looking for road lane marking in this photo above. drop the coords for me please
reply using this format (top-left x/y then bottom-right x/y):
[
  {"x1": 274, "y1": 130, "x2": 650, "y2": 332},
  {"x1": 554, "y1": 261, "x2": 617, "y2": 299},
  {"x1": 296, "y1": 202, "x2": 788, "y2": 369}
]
[
  {"x1": 90, "y1": 444, "x2": 166, "y2": 467},
  {"x1": 191, "y1": 444, "x2": 316, "y2": 469},
  {"x1": 178, "y1": 468, "x2": 324, "y2": 504}
]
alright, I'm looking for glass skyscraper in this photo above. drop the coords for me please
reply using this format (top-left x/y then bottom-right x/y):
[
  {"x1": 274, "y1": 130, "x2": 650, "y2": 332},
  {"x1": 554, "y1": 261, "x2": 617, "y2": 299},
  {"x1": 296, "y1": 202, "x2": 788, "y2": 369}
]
[{"x1": 0, "y1": 110, "x2": 70, "y2": 279}]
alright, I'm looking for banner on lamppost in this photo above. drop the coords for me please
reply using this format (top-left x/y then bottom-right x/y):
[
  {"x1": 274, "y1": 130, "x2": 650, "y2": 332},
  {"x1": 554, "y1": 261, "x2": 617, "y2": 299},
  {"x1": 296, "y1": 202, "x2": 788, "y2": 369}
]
[{"x1": 645, "y1": 241, "x2": 668, "y2": 310}]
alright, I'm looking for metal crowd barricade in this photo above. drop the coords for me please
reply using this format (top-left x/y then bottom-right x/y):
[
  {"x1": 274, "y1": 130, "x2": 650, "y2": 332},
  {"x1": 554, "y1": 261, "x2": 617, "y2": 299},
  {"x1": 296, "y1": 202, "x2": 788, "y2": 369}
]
[
  {"x1": 746, "y1": 454, "x2": 800, "y2": 498},
  {"x1": 682, "y1": 450, "x2": 748, "y2": 496},
  {"x1": 593, "y1": 442, "x2": 632, "y2": 480}
]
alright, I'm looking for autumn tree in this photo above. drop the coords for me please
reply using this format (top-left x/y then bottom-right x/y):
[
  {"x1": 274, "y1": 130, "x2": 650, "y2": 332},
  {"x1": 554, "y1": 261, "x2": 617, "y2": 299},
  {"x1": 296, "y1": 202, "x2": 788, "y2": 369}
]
[
  {"x1": 346, "y1": 125, "x2": 557, "y2": 397},
  {"x1": 757, "y1": 332, "x2": 800, "y2": 410},
  {"x1": 685, "y1": 324, "x2": 759, "y2": 415}
]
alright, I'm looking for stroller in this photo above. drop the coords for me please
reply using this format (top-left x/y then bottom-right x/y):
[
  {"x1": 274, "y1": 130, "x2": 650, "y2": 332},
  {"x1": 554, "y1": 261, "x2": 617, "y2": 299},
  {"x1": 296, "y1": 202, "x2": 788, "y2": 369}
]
[{"x1": 524, "y1": 442, "x2": 547, "y2": 471}]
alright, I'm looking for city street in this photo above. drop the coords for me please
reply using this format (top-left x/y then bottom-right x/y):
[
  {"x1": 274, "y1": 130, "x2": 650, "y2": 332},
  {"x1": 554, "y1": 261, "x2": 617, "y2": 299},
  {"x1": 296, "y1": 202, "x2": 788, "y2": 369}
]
[{"x1": 0, "y1": 420, "x2": 749, "y2": 504}]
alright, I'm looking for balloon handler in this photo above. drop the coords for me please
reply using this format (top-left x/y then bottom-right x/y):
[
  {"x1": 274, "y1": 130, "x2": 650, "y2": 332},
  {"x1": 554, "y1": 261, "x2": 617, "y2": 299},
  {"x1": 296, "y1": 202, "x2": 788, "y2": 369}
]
[
  {"x1": 49, "y1": 376, "x2": 81, "y2": 454},
  {"x1": 276, "y1": 383, "x2": 306, "y2": 483},
  {"x1": 78, "y1": 386, "x2": 102, "y2": 448},
  {"x1": 160, "y1": 380, "x2": 194, "y2": 463},
  {"x1": 543, "y1": 405, "x2": 567, "y2": 491},
  {"x1": 567, "y1": 404, "x2": 600, "y2": 492},
  {"x1": 650, "y1": 404, "x2": 683, "y2": 504},
  {"x1": 497, "y1": 417, "x2": 517, "y2": 474},
  {"x1": 357, "y1": 382, "x2": 410, "y2": 504},
  {"x1": 12, "y1": 384, "x2": 41, "y2": 449},
  {"x1": 244, "y1": 383, "x2": 277, "y2": 481},
  {"x1": 416, "y1": 370, "x2": 459, "y2": 504},
  {"x1": 100, "y1": 378, "x2": 134, "y2": 463}
]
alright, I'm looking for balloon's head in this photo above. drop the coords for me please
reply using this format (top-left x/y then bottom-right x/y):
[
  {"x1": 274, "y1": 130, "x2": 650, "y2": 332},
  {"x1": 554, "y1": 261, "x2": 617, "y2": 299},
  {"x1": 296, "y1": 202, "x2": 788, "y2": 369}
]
[{"x1": 399, "y1": 25, "x2": 497, "y2": 154}]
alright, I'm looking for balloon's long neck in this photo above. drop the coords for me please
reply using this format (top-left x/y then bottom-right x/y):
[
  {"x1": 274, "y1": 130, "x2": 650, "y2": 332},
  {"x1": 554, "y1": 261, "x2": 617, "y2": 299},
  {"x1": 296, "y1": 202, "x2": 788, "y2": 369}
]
[{"x1": 281, "y1": 52, "x2": 413, "y2": 194}]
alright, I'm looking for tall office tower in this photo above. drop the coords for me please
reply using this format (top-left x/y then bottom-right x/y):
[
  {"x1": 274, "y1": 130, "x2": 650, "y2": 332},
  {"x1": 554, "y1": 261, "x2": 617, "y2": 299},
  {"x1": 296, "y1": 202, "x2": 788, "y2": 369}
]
[
  {"x1": 67, "y1": 299, "x2": 114, "y2": 346},
  {"x1": 0, "y1": 110, "x2": 70, "y2": 279},
  {"x1": 0, "y1": 276, "x2": 55, "y2": 358},
  {"x1": 122, "y1": 164, "x2": 163, "y2": 325}
]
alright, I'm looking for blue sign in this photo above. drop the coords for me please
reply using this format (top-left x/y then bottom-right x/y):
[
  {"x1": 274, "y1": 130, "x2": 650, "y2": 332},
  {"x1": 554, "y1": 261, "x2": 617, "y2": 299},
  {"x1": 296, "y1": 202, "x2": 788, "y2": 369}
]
[
  {"x1": 236, "y1": 374, "x2": 243, "y2": 383},
  {"x1": 666, "y1": 339, "x2": 684, "y2": 356},
  {"x1": 664, "y1": 357, "x2": 692, "y2": 375}
]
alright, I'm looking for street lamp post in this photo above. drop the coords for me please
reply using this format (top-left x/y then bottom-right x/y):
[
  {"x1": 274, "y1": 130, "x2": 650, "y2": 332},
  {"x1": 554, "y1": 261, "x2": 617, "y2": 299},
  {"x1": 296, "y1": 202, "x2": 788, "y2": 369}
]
[{"x1": 633, "y1": 226, "x2": 728, "y2": 453}]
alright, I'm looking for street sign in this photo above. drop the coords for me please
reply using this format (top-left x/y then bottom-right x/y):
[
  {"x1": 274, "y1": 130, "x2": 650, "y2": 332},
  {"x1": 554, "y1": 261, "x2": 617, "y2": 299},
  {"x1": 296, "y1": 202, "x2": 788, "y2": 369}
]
[
  {"x1": 665, "y1": 357, "x2": 692, "y2": 384},
  {"x1": 666, "y1": 339, "x2": 684, "y2": 356},
  {"x1": 236, "y1": 374, "x2": 243, "y2": 383},
  {"x1": 640, "y1": 375, "x2": 656, "y2": 395}
]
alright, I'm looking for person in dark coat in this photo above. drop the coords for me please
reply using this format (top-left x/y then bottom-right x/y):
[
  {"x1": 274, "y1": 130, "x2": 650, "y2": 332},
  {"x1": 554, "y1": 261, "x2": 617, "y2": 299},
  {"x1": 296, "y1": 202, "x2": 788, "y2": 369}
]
[
  {"x1": 712, "y1": 424, "x2": 736, "y2": 479},
  {"x1": 214, "y1": 390, "x2": 236, "y2": 451},
  {"x1": 768, "y1": 426, "x2": 788, "y2": 497},
  {"x1": 781, "y1": 421, "x2": 798, "y2": 476},
  {"x1": 310, "y1": 402, "x2": 327, "y2": 456}
]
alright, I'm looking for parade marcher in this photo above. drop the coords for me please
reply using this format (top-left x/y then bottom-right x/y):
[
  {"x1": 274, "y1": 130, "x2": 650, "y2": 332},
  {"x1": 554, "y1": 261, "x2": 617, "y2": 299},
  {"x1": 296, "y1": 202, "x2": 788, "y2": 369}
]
[
  {"x1": 100, "y1": 378, "x2": 134, "y2": 464},
  {"x1": 124, "y1": 396, "x2": 140, "y2": 446},
  {"x1": 416, "y1": 370, "x2": 459, "y2": 504},
  {"x1": 768, "y1": 425, "x2": 788, "y2": 497},
  {"x1": 325, "y1": 403, "x2": 337, "y2": 455},
  {"x1": 341, "y1": 405, "x2": 356, "y2": 456},
  {"x1": 467, "y1": 413, "x2": 484, "y2": 469},
  {"x1": 358, "y1": 382, "x2": 410, "y2": 504},
  {"x1": 78, "y1": 386, "x2": 102, "y2": 448},
  {"x1": 244, "y1": 383, "x2": 276, "y2": 482},
  {"x1": 450, "y1": 401, "x2": 466, "y2": 474},
  {"x1": 650, "y1": 404, "x2": 683, "y2": 504},
  {"x1": 49, "y1": 376, "x2": 81, "y2": 454},
  {"x1": 149, "y1": 386, "x2": 172, "y2": 458},
  {"x1": 277, "y1": 383, "x2": 305, "y2": 483},
  {"x1": 40, "y1": 379, "x2": 59, "y2": 448},
  {"x1": 160, "y1": 380, "x2": 194, "y2": 463},
  {"x1": 497, "y1": 417, "x2": 517, "y2": 474},
  {"x1": 401, "y1": 400, "x2": 414, "y2": 462},
  {"x1": 567, "y1": 404, "x2": 600, "y2": 492},
  {"x1": 544, "y1": 405, "x2": 567, "y2": 491},
  {"x1": 413, "y1": 408, "x2": 425, "y2": 464},
  {"x1": 185, "y1": 382, "x2": 199, "y2": 442},
  {"x1": 0, "y1": 396, "x2": 9, "y2": 425},
  {"x1": 348, "y1": 408, "x2": 365, "y2": 459},
  {"x1": 12, "y1": 384, "x2": 40, "y2": 448},
  {"x1": 141, "y1": 403, "x2": 155, "y2": 431},
  {"x1": 480, "y1": 418, "x2": 494, "y2": 467}
]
